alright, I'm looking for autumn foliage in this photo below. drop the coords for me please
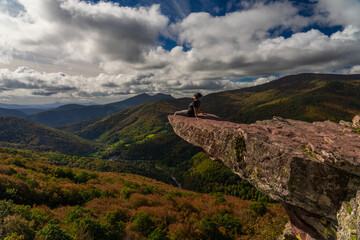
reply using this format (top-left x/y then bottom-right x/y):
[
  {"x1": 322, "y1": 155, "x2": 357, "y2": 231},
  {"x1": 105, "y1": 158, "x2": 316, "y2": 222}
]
[{"x1": 0, "y1": 148, "x2": 288, "y2": 240}]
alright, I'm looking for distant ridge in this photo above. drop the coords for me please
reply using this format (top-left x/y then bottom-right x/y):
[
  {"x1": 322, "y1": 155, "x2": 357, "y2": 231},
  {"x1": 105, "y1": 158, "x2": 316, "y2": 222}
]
[
  {"x1": 0, "y1": 115, "x2": 95, "y2": 155},
  {"x1": 28, "y1": 93, "x2": 174, "y2": 127},
  {"x1": 0, "y1": 102, "x2": 67, "y2": 109},
  {"x1": 0, "y1": 107, "x2": 28, "y2": 118}
]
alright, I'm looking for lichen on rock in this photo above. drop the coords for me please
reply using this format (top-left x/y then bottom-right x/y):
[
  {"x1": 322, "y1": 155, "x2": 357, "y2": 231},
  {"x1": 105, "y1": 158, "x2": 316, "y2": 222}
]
[{"x1": 337, "y1": 190, "x2": 360, "y2": 240}]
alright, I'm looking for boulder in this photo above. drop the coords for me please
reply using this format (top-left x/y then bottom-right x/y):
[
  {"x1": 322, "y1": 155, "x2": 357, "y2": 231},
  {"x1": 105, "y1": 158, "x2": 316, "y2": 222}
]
[
  {"x1": 168, "y1": 114, "x2": 360, "y2": 240},
  {"x1": 353, "y1": 115, "x2": 360, "y2": 129}
]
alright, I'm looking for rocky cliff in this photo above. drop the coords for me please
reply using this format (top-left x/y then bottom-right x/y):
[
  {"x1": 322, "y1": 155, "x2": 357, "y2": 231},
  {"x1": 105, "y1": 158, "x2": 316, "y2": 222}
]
[{"x1": 168, "y1": 114, "x2": 360, "y2": 240}]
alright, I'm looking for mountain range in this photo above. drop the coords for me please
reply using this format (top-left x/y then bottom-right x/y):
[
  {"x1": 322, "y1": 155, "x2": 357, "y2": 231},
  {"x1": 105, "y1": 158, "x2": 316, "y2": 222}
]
[
  {"x1": 0, "y1": 93, "x2": 173, "y2": 127},
  {"x1": 57, "y1": 73, "x2": 360, "y2": 162}
]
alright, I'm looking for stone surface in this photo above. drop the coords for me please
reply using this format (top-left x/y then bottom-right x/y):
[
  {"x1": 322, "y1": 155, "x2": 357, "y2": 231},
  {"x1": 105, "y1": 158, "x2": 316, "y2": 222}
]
[
  {"x1": 353, "y1": 115, "x2": 360, "y2": 129},
  {"x1": 337, "y1": 190, "x2": 360, "y2": 240},
  {"x1": 277, "y1": 222, "x2": 299, "y2": 240},
  {"x1": 168, "y1": 114, "x2": 360, "y2": 240},
  {"x1": 339, "y1": 120, "x2": 352, "y2": 128}
]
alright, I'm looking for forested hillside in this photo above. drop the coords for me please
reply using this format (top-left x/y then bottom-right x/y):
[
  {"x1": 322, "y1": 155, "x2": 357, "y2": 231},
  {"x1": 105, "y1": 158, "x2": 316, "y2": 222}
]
[
  {"x1": 203, "y1": 73, "x2": 360, "y2": 123},
  {"x1": 0, "y1": 148, "x2": 288, "y2": 240},
  {"x1": 58, "y1": 98, "x2": 198, "y2": 166},
  {"x1": 0, "y1": 116, "x2": 95, "y2": 156}
]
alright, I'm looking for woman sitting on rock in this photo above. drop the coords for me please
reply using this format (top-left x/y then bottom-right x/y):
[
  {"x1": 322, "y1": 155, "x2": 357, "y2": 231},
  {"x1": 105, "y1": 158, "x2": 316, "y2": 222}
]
[{"x1": 174, "y1": 92, "x2": 204, "y2": 120}]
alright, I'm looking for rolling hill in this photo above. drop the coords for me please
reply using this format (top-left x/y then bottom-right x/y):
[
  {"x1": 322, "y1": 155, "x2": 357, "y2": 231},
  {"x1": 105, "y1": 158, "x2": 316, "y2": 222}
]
[
  {"x1": 58, "y1": 98, "x2": 199, "y2": 165},
  {"x1": 0, "y1": 107, "x2": 28, "y2": 118},
  {"x1": 0, "y1": 116, "x2": 95, "y2": 155},
  {"x1": 29, "y1": 93, "x2": 173, "y2": 127},
  {"x1": 202, "y1": 73, "x2": 360, "y2": 123}
]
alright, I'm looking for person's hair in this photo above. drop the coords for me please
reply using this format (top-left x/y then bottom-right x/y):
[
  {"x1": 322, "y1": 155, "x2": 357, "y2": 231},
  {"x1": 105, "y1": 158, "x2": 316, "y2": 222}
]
[{"x1": 194, "y1": 92, "x2": 202, "y2": 99}]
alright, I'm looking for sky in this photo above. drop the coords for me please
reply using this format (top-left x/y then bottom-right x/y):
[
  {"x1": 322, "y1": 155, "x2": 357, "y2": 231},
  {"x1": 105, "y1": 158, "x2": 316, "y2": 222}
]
[{"x1": 0, "y1": 0, "x2": 360, "y2": 104}]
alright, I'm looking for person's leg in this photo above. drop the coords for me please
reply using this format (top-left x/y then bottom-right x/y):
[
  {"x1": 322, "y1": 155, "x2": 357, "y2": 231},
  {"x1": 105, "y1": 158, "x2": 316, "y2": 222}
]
[{"x1": 174, "y1": 110, "x2": 189, "y2": 116}]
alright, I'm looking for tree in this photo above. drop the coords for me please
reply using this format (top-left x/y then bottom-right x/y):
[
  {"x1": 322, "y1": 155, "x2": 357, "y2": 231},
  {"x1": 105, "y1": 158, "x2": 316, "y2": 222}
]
[
  {"x1": 249, "y1": 202, "x2": 267, "y2": 217},
  {"x1": 36, "y1": 223, "x2": 72, "y2": 240},
  {"x1": 0, "y1": 200, "x2": 14, "y2": 238},
  {"x1": 133, "y1": 212, "x2": 156, "y2": 237},
  {"x1": 199, "y1": 217, "x2": 225, "y2": 240},
  {"x1": 148, "y1": 228, "x2": 170, "y2": 240}
]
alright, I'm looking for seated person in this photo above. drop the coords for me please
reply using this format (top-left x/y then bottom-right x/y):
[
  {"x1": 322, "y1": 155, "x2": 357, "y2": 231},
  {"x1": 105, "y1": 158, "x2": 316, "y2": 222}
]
[{"x1": 174, "y1": 92, "x2": 204, "y2": 120}]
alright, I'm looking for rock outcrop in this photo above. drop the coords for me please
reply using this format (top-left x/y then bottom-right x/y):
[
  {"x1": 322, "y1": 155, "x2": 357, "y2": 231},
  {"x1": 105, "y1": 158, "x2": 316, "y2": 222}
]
[{"x1": 168, "y1": 114, "x2": 360, "y2": 240}]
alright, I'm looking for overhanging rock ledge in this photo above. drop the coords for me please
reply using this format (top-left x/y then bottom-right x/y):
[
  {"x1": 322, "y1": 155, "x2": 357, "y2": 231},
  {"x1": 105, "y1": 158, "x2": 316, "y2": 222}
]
[{"x1": 168, "y1": 114, "x2": 360, "y2": 240}]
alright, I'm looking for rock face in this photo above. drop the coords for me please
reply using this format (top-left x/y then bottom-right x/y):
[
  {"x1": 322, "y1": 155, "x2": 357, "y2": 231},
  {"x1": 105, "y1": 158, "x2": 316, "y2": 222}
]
[
  {"x1": 168, "y1": 114, "x2": 360, "y2": 240},
  {"x1": 337, "y1": 191, "x2": 360, "y2": 240}
]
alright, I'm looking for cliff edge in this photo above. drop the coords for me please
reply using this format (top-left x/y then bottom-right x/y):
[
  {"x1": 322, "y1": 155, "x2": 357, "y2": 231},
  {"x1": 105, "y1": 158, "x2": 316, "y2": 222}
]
[{"x1": 168, "y1": 114, "x2": 360, "y2": 240}]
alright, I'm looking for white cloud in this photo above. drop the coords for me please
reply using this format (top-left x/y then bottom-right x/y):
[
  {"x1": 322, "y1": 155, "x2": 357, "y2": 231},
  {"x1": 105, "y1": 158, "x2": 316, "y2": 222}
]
[
  {"x1": 349, "y1": 65, "x2": 360, "y2": 74},
  {"x1": 0, "y1": 0, "x2": 168, "y2": 66},
  {"x1": 337, "y1": 65, "x2": 360, "y2": 75},
  {"x1": 0, "y1": 0, "x2": 360, "y2": 103},
  {"x1": 0, "y1": 66, "x2": 280, "y2": 103},
  {"x1": 314, "y1": 0, "x2": 360, "y2": 27}
]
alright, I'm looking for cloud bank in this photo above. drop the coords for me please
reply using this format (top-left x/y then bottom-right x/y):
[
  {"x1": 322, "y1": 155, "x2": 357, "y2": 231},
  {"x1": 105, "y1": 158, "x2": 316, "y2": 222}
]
[{"x1": 0, "y1": 0, "x2": 360, "y2": 103}]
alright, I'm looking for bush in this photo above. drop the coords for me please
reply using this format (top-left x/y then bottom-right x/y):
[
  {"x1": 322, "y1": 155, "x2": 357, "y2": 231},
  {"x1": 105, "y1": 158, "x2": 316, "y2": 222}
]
[
  {"x1": 104, "y1": 209, "x2": 128, "y2": 226},
  {"x1": 73, "y1": 217, "x2": 107, "y2": 240},
  {"x1": 199, "y1": 216, "x2": 225, "y2": 240},
  {"x1": 53, "y1": 168, "x2": 75, "y2": 180},
  {"x1": 37, "y1": 223, "x2": 73, "y2": 240},
  {"x1": 212, "y1": 192, "x2": 226, "y2": 204},
  {"x1": 6, "y1": 167, "x2": 17, "y2": 176},
  {"x1": 0, "y1": 200, "x2": 14, "y2": 239},
  {"x1": 120, "y1": 187, "x2": 136, "y2": 200},
  {"x1": 148, "y1": 228, "x2": 170, "y2": 240},
  {"x1": 101, "y1": 189, "x2": 118, "y2": 198},
  {"x1": 249, "y1": 202, "x2": 267, "y2": 217},
  {"x1": 141, "y1": 185, "x2": 158, "y2": 194},
  {"x1": 215, "y1": 213, "x2": 242, "y2": 236},
  {"x1": 65, "y1": 206, "x2": 90, "y2": 223},
  {"x1": 124, "y1": 181, "x2": 140, "y2": 189},
  {"x1": 3, "y1": 215, "x2": 35, "y2": 240},
  {"x1": 103, "y1": 211, "x2": 126, "y2": 240},
  {"x1": 74, "y1": 171, "x2": 97, "y2": 184},
  {"x1": 133, "y1": 212, "x2": 156, "y2": 237},
  {"x1": 17, "y1": 208, "x2": 51, "y2": 229}
]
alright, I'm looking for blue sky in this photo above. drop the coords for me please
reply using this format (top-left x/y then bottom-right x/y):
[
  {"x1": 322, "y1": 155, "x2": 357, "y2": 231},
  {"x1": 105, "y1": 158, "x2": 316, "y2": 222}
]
[{"x1": 0, "y1": 0, "x2": 359, "y2": 104}]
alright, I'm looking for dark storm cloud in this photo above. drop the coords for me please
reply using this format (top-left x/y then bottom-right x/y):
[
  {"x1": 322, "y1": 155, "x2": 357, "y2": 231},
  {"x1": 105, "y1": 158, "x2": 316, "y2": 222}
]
[
  {"x1": 1, "y1": 78, "x2": 77, "y2": 92},
  {"x1": 102, "y1": 82, "x2": 120, "y2": 88},
  {"x1": 134, "y1": 73, "x2": 155, "y2": 81},
  {"x1": 32, "y1": 91, "x2": 57, "y2": 96},
  {"x1": 78, "y1": 91, "x2": 112, "y2": 97},
  {"x1": 45, "y1": 86, "x2": 77, "y2": 92},
  {"x1": 2, "y1": 79, "x2": 46, "y2": 89}
]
